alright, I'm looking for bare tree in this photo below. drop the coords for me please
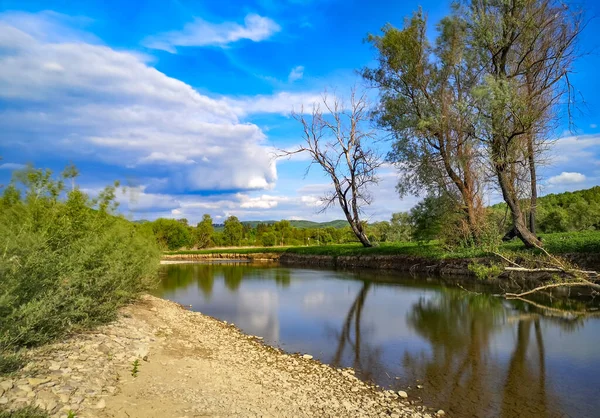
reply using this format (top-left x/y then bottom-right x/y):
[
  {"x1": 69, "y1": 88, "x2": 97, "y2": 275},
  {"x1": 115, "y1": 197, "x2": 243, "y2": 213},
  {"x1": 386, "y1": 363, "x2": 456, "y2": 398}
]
[{"x1": 282, "y1": 89, "x2": 382, "y2": 247}]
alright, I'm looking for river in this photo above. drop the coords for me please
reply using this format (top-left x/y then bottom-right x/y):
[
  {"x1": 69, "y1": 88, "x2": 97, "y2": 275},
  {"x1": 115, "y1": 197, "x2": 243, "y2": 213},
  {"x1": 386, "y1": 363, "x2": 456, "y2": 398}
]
[{"x1": 156, "y1": 262, "x2": 600, "y2": 418}]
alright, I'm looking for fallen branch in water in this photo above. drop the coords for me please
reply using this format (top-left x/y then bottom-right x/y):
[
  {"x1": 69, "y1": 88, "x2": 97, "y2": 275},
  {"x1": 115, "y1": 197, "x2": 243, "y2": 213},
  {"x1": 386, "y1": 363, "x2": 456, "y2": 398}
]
[
  {"x1": 491, "y1": 248, "x2": 600, "y2": 300},
  {"x1": 504, "y1": 295, "x2": 600, "y2": 318}
]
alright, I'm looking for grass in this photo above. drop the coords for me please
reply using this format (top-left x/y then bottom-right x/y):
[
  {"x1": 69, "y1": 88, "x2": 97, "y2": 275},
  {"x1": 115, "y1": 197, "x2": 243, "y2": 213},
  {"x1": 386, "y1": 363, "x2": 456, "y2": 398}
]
[
  {"x1": 164, "y1": 231, "x2": 600, "y2": 260},
  {"x1": 0, "y1": 353, "x2": 26, "y2": 375}
]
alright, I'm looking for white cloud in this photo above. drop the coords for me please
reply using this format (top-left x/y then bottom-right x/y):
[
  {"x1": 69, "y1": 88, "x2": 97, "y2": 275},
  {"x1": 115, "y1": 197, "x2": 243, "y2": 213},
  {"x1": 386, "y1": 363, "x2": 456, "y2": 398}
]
[
  {"x1": 224, "y1": 91, "x2": 323, "y2": 116},
  {"x1": 547, "y1": 172, "x2": 587, "y2": 185},
  {"x1": 238, "y1": 194, "x2": 289, "y2": 209},
  {"x1": 591, "y1": 124, "x2": 597, "y2": 129},
  {"x1": 0, "y1": 163, "x2": 26, "y2": 170},
  {"x1": 0, "y1": 12, "x2": 277, "y2": 193},
  {"x1": 288, "y1": 65, "x2": 304, "y2": 82},
  {"x1": 143, "y1": 13, "x2": 280, "y2": 53}
]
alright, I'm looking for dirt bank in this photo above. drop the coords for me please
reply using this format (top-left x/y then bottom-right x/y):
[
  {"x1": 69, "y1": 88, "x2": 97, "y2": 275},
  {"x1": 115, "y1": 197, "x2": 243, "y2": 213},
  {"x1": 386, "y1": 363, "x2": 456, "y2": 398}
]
[
  {"x1": 0, "y1": 295, "x2": 437, "y2": 418},
  {"x1": 162, "y1": 251, "x2": 600, "y2": 278}
]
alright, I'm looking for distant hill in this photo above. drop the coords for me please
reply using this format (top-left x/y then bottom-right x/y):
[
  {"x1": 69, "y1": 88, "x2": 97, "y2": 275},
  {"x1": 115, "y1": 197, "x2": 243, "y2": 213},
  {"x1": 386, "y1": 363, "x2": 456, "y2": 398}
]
[
  {"x1": 213, "y1": 219, "x2": 348, "y2": 231},
  {"x1": 491, "y1": 185, "x2": 600, "y2": 209}
]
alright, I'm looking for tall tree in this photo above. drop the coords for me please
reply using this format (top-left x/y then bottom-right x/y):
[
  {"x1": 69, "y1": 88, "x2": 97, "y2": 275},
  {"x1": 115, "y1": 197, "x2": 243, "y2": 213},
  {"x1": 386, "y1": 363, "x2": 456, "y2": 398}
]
[
  {"x1": 364, "y1": 10, "x2": 486, "y2": 243},
  {"x1": 195, "y1": 214, "x2": 214, "y2": 248},
  {"x1": 283, "y1": 89, "x2": 382, "y2": 247},
  {"x1": 469, "y1": 0, "x2": 582, "y2": 247},
  {"x1": 223, "y1": 215, "x2": 243, "y2": 246}
]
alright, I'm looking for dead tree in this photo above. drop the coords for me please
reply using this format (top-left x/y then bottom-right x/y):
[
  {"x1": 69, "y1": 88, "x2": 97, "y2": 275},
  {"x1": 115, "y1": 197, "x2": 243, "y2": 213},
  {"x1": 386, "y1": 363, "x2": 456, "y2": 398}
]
[{"x1": 283, "y1": 89, "x2": 382, "y2": 247}]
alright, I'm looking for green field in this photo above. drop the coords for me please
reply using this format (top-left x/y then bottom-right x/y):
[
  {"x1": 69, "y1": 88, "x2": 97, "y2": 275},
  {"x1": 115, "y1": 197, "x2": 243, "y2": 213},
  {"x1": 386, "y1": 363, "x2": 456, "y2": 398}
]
[{"x1": 164, "y1": 230, "x2": 600, "y2": 259}]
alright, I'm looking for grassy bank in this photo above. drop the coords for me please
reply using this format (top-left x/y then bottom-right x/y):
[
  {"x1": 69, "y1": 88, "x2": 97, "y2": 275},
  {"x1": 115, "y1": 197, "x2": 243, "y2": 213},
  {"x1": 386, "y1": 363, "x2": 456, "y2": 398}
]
[{"x1": 164, "y1": 231, "x2": 600, "y2": 259}]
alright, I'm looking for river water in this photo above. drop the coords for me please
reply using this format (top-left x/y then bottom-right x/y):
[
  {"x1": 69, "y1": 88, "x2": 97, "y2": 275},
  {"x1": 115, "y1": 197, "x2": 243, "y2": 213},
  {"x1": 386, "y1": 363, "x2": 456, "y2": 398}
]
[{"x1": 156, "y1": 262, "x2": 600, "y2": 418}]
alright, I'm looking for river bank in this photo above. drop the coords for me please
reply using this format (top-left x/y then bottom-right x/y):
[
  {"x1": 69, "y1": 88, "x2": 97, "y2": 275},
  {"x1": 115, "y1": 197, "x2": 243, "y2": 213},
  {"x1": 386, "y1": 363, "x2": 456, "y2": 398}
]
[
  {"x1": 0, "y1": 295, "x2": 437, "y2": 418},
  {"x1": 160, "y1": 251, "x2": 600, "y2": 277}
]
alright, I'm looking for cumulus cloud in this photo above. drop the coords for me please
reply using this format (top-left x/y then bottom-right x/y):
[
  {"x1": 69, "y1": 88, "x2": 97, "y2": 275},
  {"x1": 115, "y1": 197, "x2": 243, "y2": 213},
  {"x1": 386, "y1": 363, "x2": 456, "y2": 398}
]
[
  {"x1": 143, "y1": 13, "x2": 280, "y2": 53},
  {"x1": 288, "y1": 65, "x2": 304, "y2": 82},
  {"x1": 0, "y1": 12, "x2": 277, "y2": 193},
  {"x1": 547, "y1": 172, "x2": 587, "y2": 185}
]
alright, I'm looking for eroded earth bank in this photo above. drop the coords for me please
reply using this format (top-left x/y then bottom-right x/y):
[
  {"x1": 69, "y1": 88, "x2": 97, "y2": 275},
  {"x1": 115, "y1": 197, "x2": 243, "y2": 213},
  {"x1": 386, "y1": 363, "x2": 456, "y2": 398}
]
[{"x1": 0, "y1": 295, "x2": 439, "y2": 418}]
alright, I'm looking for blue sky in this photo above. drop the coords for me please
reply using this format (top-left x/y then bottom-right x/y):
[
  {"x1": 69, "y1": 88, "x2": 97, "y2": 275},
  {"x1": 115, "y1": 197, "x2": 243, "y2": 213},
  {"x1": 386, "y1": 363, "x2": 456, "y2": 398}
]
[{"x1": 1, "y1": 0, "x2": 599, "y2": 224}]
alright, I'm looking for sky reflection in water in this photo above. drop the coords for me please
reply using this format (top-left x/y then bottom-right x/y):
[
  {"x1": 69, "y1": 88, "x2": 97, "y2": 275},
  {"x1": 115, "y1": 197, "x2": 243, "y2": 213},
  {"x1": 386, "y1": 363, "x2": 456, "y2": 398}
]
[{"x1": 156, "y1": 263, "x2": 600, "y2": 418}]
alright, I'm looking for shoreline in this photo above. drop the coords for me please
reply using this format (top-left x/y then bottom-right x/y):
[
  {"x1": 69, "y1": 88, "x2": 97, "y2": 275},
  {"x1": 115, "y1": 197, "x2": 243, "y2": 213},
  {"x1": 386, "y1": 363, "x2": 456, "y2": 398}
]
[
  {"x1": 160, "y1": 251, "x2": 600, "y2": 277},
  {"x1": 0, "y1": 295, "x2": 437, "y2": 418}
]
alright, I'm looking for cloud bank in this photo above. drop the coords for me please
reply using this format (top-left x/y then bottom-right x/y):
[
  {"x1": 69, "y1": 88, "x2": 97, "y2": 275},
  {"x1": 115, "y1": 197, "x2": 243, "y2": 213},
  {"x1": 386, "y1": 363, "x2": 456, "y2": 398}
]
[{"x1": 0, "y1": 11, "x2": 277, "y2": 193}]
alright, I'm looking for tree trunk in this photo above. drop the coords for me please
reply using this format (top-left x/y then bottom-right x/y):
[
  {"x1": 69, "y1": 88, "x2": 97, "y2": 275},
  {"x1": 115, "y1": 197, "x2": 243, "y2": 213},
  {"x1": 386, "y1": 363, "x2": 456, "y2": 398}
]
[
  {"x1": 527, "y1": 135, "x2": 537, "y2": 236},
  {"x1": 495, "y1": 160, "x2": 542, "y2": 248}
]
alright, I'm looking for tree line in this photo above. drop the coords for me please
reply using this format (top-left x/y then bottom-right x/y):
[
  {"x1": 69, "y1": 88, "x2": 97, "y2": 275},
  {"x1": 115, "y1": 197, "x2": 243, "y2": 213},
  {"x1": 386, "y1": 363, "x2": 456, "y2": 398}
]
[
  {"x1": 148, "y1": 215, "x2": 364, "y2": 251},
  {"x1": 148, "y1": 185, "x2": 600, "y2": 251}
]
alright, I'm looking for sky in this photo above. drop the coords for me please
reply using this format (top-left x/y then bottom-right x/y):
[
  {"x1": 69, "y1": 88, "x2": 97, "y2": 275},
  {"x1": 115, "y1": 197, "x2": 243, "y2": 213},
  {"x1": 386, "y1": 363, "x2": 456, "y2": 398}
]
[{"x1": 0, "y1": 0, "x2": 599, "y2": 225}]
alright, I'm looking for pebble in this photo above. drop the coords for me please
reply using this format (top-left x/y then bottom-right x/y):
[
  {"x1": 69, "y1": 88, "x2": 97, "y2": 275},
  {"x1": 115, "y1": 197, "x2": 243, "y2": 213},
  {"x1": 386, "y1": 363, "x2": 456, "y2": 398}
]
[
  {"x1": 0, "y1": 295, "x2": 434, "y2": 418},
  {"x1": 436, "y1": 410, "x2": 445, "y2": 416},
  {"x1": 398, "y1": 390, "x2": 408, "y2": 398},
  {"x1": 28, "y1": 377, "x2": 50, "y2": 387}
]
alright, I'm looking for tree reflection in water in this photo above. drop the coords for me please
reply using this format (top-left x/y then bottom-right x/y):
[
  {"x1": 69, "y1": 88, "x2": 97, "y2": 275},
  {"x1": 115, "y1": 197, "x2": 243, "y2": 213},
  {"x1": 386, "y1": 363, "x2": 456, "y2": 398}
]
[
  {"x1": 401, "y1": 288, "x2": 583, "y2": 417},
  {"x1": 328, "y1": 281, "x2": 385, "y2": 382},
  {"x1": 158, "y1": 263, "x2": 291, "y2": 301}
]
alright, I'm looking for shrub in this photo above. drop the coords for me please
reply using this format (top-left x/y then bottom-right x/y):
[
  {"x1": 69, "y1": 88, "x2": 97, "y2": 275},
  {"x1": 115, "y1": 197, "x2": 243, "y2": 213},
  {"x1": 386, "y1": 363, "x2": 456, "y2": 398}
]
[
  {"x1": 0, "y1": 353, "x2": 25, "y2": 375},
  {"x1": 0, "y1": 166, "x2": 160, "y2": 350}
]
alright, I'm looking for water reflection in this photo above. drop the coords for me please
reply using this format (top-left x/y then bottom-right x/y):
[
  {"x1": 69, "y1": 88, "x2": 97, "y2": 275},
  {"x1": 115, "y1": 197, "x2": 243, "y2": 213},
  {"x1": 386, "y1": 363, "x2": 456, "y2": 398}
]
[{"x1": 156, "y1": 263, "x2": 600, "y2": 418}]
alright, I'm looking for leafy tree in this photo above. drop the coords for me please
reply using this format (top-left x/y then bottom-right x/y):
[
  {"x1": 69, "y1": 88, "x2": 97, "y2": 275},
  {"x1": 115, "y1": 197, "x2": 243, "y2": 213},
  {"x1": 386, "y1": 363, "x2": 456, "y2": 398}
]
[
  {"x1": 364, "y1": 10, "x2": 486, "y2": 243},
  {"x1": 195, "y1": 214, "x2": 214, "y2": 248},
  {"x1": 223, "y1": 216, "x2": 243, "y2": 246},
  {"x1": 388, "y1": 212, "x2": 413, "y2": 242},
  {"x1": 409, "y1": 194, "x2": 455, "y2": 243},
  {"x1": 469, "y1": 0, "x2": 582, "y2": 247},
  {"x1": 261, "y1": 232, "x2": 277, "y2": 247},
  {"x1": 568, "y1": 200, "x2": 600, "y2": 231},
  {"x1": 151, "y1": 218, "x2": 192, "y2": 250}
]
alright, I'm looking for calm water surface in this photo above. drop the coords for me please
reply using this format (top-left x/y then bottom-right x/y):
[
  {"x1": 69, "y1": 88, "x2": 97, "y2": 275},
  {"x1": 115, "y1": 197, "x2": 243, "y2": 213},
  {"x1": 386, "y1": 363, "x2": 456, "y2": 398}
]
[{"x1": 156, "y1": 262, "x2": 600, "y2": 418}]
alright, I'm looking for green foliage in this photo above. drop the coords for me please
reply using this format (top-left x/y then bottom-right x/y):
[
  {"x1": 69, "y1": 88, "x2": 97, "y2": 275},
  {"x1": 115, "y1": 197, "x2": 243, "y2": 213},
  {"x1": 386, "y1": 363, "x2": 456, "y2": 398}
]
[
  {"x1": 131, "y1": 359, "x2": 140, "y2": 377},
  {"x1": 409, "y1": 194, "x2": 455, "y2": 243},
  {"x1": 0, "y1": 353, "x2": 25, "y2": 375},
  {"x1": 260, "y1": 232, "x2": 277, "y2": 247},
  {"x1": 0, "y1": 165, "x2": 160, "y2": 351},
  {"x1": 388, "y1": 212, "x2": 413, "y2": 242},
  {"x1": 223, "y1": 216, "x2": 243, "y2": 246},
  {"x1": 150, "y1": 218, "x2": 192, "y2": 250},
  {"x1": 468, "y1": 262, "x2": 503, "y2": 281},
  {"x1": 491, "y1": 186, "x2": 600, "y2": 234},
  {"x1": 195, "y1": 214, "x2": 214, "y2": 248}
]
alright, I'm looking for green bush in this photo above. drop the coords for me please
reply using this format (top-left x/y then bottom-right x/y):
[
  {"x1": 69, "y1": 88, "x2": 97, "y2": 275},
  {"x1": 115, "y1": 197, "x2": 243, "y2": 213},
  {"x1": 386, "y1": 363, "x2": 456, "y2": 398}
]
[
  {"x1": 0, "y1": 353, "x2": 25, "y2": 375},
  {"x1": 0, "y1": 166, "x2": 160, "y2": 351}
]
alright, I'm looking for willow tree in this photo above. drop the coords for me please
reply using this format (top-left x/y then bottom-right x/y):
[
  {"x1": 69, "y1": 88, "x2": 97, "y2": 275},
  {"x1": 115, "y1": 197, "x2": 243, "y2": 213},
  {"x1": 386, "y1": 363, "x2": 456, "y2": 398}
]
[
  {"x1": 469, "y1": 0, "x2": 582, "y2": 247},
  {"x1": 284, "y1": 90, "x2": 381, "y2": 247},
  {"x1": 363, "y1": 11, "x2": 487, "y2": 244}
]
